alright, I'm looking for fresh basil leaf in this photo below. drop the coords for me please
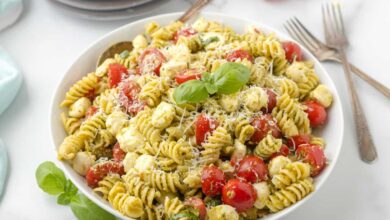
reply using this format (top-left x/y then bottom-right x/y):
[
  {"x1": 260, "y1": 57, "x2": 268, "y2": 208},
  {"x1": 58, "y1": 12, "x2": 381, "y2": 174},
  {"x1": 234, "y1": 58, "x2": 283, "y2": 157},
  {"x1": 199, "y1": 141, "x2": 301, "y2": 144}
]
[
  {"x1": 205, "y1": 82, "x2": 217, "y2": 94},
  {"x1": 119, "y1": 50, "x2": 129, "y2": 59},
  {"x1": 171, "y1": 211, "x2": 199, "y2": 220},
  {"x1": 201, "y1": 72, "x2": 211, "y2": 83},
  {"x1": 212, "y1": 62, "x2": 250, "y2": 94},
  {"x1": 35, "y1": 161, "x2": 66, "y2": 195},
  {"x1": 57, "y1": 192, "x2": 72, "y2": 205},
  {"x1": 173, "y1": 80, "x2": 209, "y2": 105},
  {"x1": 65, "y1": 179, "x2": 78, "y2": 196},
  {"x1": 201, "y1": 36, "x2": 219, "y2": 46},
  {"x1": 70, "y1": 194, "x2": 116, "y2": 220},
  {"x1": 205, "y1": 197, "x2": 221, "y2": 208}
]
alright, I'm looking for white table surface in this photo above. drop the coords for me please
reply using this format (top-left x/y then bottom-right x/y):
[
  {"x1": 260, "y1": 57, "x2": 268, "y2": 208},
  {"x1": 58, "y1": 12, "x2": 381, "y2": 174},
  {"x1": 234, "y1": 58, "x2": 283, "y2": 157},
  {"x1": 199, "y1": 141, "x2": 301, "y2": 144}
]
[{"x1": 0, "y1": 0, "x2": 389, "y2": 219}]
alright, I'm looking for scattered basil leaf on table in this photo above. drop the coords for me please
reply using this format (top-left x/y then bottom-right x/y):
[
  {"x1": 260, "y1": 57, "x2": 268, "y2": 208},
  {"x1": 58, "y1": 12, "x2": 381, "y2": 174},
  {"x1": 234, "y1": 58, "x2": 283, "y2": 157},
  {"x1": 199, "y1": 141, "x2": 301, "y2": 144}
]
[
  {"x1": 35, "y1": 161, "x2": 115, "y2": 220},
  {"x1": 173, "y1": 62, "x2": 250, "y2": 104}
]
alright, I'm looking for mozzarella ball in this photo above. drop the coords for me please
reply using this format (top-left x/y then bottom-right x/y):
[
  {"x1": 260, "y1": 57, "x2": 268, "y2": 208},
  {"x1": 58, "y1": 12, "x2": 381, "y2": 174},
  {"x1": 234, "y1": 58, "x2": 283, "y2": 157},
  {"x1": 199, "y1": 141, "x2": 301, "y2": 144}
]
[
  {"x1": 286, "y1": 62, "x2": 309, "y2": 83},
  {"x1": 253, "y1": 182, "x2": 270, "y2": 209},
  {"x1": 151, "y1": 101, "x2": 175, "y2": 129},
  {"x1": 95, "y1": 58, "x2": 115, "y2": 77},
  {"x1": 68, "y1": 97, "x2": 91, "y2": 118},
  {"x1": 116, "y1": 127, "x2": 145, "y2": 152},
  {"x1": 134, "y1": 155, "x2": 155, "y2": 172},
  {"x1": 309, "y1": 84, "x2": 333, "y2": 108},
  {"x1": 106, "y1": 111, "x2": 129, "y2": 136},
  {"x1": 72, "y1": 151, "x2": 95, "y2": 176},
  {"x1": 160, "y1": 60, "x2": 187, "y2": 79},
  {"x1": 122, "y1": 152, "x2": 139, "y2": 172},
  {"x1": 132, "y1": 34, "x2": 148, "y2": 49}
]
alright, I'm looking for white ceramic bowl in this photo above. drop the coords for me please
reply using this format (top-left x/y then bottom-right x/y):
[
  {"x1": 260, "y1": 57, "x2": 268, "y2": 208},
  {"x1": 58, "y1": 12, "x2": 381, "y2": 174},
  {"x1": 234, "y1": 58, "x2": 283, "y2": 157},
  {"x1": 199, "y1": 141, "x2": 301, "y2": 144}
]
[{"x1": 50, "y1": 12, "x2": 344, "y2": 220}]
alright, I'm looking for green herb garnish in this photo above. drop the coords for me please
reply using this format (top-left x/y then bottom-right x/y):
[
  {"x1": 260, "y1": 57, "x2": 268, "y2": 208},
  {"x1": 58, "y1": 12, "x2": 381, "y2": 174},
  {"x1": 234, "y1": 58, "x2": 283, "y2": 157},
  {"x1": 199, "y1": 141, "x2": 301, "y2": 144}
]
[
  {"x1": 171, "y1": 211, "x2": 199, "y2": 220},
  {"x1": 173, "y1": 62, "x2": 250, "y2": 104},
  {"x1": 201, "y1": 36, "x2": 219, "y2": 46},
  {"x1": 119, "y1": 50, "x2": 130, "y2": 59},
  {"x1": 35, "y1": 161, "x2": 115, "y2": 220}
]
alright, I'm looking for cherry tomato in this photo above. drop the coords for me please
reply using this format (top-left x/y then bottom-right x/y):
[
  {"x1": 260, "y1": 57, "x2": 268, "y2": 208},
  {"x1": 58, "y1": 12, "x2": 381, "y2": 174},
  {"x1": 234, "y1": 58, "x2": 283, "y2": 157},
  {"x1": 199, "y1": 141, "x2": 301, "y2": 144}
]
[
  {"x1": 304, "y1": 100, "x2": 327, "y2": 128},
  {"x1": 226, "y1": 49, "x2": 254, "y2": 63},
  {"x1": 86, "y1": 161, "x2": 125, "y2": 188},
  {"x1": 184, "y1": 197, "x2": 207, "y2": 220},
  {"x1": 287, "y1": 134, "x2": 311, "y2": 151},
  {"x1": 108, "y1": 63, "x2": 128, "y2": 88},
  {"x1": 127, "y1": 99, "x2": 145, "y2": 116},
  {"x1": 296, "y1": 144, "x2": 326, "y2": 176},
  {"x1": 222, "y1": 179, "x2": 257, "y2": 212},
  {"x1": 122, "y1": 80, "x2": 141, "y2": 101},
  {"x1": 175, "y1": 74, "x2": 202, "y2": 84},
  {"x1": 112, "y1": 143, "x2": 126, "y2": 162},
  {"x1": 138, "y1": 48, "x2": 166, "y2": 75},
  {"x1": 236, "y1": 156, "x2": 268, "y2": 183},
  {"x1": 201, "y1": 166, "x2": 226, "y2": 196},
  {"x1": 250, "y1": 114, "x2": 281, "y2": 144},
  {"x1": 173, "y1": 27, "x2": 197, "y2": 43},
  {"x1": 118, "y1": 80, "x2": 144, "y2": 116},
  {"x1": 282, "y1": 41, "x2": 302, "y2": 63},
  {"x1": 269, "y1": 144, "x2": 290, "y2": 160},
  {"x1": 85, "y1": 106, "x2": 98, "y2": 118},
  {"x1": 261, "y1": 89, "x2": 277, "y2": 113},
  {"x1": 195, "y1": 114, "x2": 219, "y2": 145}
]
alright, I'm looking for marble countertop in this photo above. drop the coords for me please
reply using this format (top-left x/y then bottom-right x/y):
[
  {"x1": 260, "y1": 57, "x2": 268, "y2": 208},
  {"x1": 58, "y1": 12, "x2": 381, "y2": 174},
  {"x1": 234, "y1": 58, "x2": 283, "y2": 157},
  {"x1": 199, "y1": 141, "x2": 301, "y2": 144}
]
[{"x1": 0, "y1": 0, "x2": 389, "y2": 219}]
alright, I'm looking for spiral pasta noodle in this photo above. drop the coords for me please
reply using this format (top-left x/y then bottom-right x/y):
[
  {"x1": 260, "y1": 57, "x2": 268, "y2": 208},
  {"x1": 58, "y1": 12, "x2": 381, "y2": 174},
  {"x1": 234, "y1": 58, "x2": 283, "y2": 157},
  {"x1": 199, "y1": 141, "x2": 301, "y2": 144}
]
[
  {"x1": 234, "y1": 116, "x2": 255, "y2": 143},
  {"x1": 271, "y1": 162, "x2": 311, "y2": 189},
  {"x1": 201, "y1": 126, "x2": 233, "y2": 164},
  {"x1": 108, "y1": 182, "x2": 144, "y2": 218},
  {"x1": 254, "y1": 134, "x2": 282, "y2": 159},
  {"x1": 58, "y1": 135, "x2": 84, "y2": 160},
  {"x1": 266, "y1": 178, "x2": 315, "y2": 212},
  {"x1": 140, "y1": 170, "x2": 186, "y2": 193},
  {"x1": 78, "y1": 113, "x2": 106, "y2": 142},
  {"x1": 93, "y1": 174, "x2": 122, "y2": 199},
  {"x1": 61, "y1": 113, "x2": 81, "y2": 135},
  {"x1": 60, "y1": 72, "x2": 99, "y2": 107}
]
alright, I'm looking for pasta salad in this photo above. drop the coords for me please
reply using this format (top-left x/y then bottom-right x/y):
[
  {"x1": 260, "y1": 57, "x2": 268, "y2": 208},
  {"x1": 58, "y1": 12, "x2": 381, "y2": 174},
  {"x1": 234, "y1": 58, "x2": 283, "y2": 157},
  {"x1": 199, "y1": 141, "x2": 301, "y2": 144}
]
[{"x1": 58, "y1": 17, "x2": 333, "y2": 220}]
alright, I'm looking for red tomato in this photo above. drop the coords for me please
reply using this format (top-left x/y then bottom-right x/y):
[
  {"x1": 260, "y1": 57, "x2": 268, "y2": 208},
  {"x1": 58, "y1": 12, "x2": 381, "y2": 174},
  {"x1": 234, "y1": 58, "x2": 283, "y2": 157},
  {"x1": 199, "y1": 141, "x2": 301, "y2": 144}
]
[
  {"x1": 261, "y1": 89, "x2": 277, "y2": 113},
  {"x1": 269, "y1": 144, "x2": 290, "y2": 160},
  {"x1": 108, "y1": 63, "x2": 128, "y2": 88},
  {"x1": 304, "y1": 100, "x2": 327, "y2": 128},
  {"x1": 201, "y1": 166, "x2": 226, "y2": 196},
  {"x1": 175, "y1": 74, "x2": 202, "y2": 84},
  {"x1": 86, "y1": 161, "x2": 125, "y2": 188},
  {"x1": 184, "y1": 197, "x2": 207, "y2": 220},
  {"x1": 85, "y1": 89, "x2": 96, "y2": 101},
  {"x1": 173, "y1": 27, "x2": 198, "y2": 43},
  {"x1": 282, "y1": 41, "x2": 302, "y2": 63},
  {"x1": 122, "y1": 80, "x2": 141, "y2": 101},
  {"x1": 226, "y1": 49, "x2": 254, "y2": 63},
  {"x1": 118, "y1": 80, "x2": 144, "y2": 116},
  {"x1": 112, "y1": 143, "x2": 126, "y2": 162},
  {"x1": 296, "y1": 144, "x2": 326, "y2": 176},
  {"x1": 195, "y1": 114, "x2": 219, "y2": 145},
  {"x1": 138, "y1": 48, "x2": 166, "y2": 75},
  {"x1": 85, "y1": 106, "x2": 98, "y2": 118},
  {"x1": 127, "y1": 99, "x2": 145, "y2": 116},
  {"x1": 222, "y1": 179, "x2": 257, "y2": 212},
  {"x1": 250, "y1": 114, "x2": 281, "y2": 144},
  {"x1": 287, "y1": 134, "x2": 311, "y2": 151},
  {"x1": 236, "y1": 156, "x2": 268, "y2": 183}
]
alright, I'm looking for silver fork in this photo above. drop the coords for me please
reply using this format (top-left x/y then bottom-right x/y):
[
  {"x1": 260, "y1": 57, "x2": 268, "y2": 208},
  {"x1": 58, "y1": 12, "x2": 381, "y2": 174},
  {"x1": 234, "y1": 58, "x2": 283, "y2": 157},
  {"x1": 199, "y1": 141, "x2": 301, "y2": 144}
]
[
  {"x1": 322, "y1": 2, "x2": 377, "y2": 163},
  {"x1": 284, "y1": 17, "x2": 390, "y2": 98}
]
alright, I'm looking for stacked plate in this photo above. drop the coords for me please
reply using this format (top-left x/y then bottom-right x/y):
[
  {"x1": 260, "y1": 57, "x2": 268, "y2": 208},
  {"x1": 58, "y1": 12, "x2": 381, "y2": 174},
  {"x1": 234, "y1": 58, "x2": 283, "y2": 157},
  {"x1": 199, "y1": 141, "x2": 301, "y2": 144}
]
[{"x1": 51, "y1": 0, "x2": 185, "y2": 21}]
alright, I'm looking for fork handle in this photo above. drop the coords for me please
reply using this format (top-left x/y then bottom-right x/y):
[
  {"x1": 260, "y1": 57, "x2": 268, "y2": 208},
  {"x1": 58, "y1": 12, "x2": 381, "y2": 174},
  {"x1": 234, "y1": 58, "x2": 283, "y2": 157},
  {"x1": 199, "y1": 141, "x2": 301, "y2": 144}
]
[
  {"x1": 178, "y1": 0, "x2": 211, "y2": 23},
  {"x1": 348, "y1": 63, "x2": 390, "y2": 98},
  {"x1": 339, "y1": 49, "x2": 378, "y2": 163}
]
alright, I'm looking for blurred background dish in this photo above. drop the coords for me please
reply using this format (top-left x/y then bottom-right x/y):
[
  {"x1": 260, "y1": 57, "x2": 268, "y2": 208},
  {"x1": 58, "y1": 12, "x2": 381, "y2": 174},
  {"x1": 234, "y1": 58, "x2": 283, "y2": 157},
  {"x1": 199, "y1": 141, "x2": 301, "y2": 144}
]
[
  {"x1": 49, "y1": 0, "x2": 194, "y2": 21},
  {"x1": 53, "y1": 0, "x2": 157, "y2": 11}
]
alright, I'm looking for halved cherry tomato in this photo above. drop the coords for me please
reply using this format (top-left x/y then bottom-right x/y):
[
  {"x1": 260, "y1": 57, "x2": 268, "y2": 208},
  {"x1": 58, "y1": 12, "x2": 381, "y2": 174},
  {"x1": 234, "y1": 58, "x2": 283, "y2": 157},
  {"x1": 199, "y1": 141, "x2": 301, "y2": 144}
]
[
  {"x1": 304, "y1": 100, "x2": 327, "y2": 128},
  {"x1": 195, "y1": 114, "x2": 219, "y2": 145},
  {"x1": 112, "y1": 143, "x2": 126, "y2": 162},
  {"x1": 269, "y1": 144, "x2": 290, "y2": 160},
  {"x1": 85, "y1": 106, "x2": 98, "y2": 118},
  {"x1": 86, "y1": 161, "x2": 125, "y2": 188},
  {"x1": 222, "y1": 179, "x2": 257, "y2": 212},
  {"x1": 108, "y1": 63, "x2": 128, "y2": 88},
  {"x1": 201, "y1": 166, "x2": 226, "y2": 196},
  {"x1": 296, "y1": 144, "x2": 326, "y2": 176},
  {"x1": 226, "y1": 49, "x2": 254, "y2": 63},
  {"x1": 118, "y1": 80, "x2": 144, "y2": 116},
  {"x1": 127, "y1": 99, "x2": 145, "y2": 116},
  {"x1": 173, "y1": 27, "x2": 198, "y2": 43},
  {"x1": 236, "y1": 156, "x2": 268, "y2": 183},
  {"x1": 250, "y1": 114, "x2": 281, "y2": 144},
  {"x1": 282, "y1": 41, "x2": 302, "y2": 63},
  {"x1": 138, "y1": 48, "x2": 166, "y2": 75},
  {"x1": 287, "y1": 134, "x2": 311, "y2": 151},
  {"x1": 122, "y1": 80, "x2": 141, "y2": 101},
  {"x1": 261, "y1": 89, "x2": 277, "y2": 113},
  {"x1": 184, "y1": 197, "x2": 207, "y2": 220},
  {"x1": 175, "y1": 74, "x2": 202, "y2": 84}
]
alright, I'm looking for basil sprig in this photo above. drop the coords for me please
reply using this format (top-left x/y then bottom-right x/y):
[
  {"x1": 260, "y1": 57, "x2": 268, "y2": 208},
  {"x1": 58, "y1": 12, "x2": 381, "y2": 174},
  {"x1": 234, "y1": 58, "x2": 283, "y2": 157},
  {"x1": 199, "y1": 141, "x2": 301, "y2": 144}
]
[
  {"x1": 173, "y1": 62, "x2": 250, "y2": 105},
  {"x1": 35, "y1": 161, "x2": 115, "y2": 220}
]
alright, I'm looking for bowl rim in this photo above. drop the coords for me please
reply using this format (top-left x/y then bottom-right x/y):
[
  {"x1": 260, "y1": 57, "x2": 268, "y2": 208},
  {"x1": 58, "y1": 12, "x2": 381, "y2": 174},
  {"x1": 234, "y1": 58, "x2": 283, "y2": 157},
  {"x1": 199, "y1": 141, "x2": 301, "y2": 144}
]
[{"x1": 50, "y1": 11, "x2": 344, "y2": 220}]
